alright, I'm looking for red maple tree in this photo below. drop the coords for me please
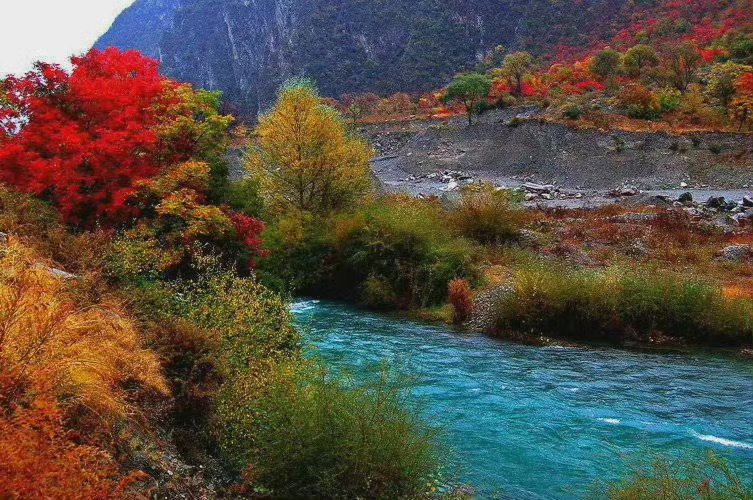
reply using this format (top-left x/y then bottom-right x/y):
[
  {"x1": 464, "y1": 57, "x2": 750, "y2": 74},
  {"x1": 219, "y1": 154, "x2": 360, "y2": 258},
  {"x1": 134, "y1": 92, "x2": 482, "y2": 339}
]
[{"x1": 0, "y1": 48, "x2": 202, "y2": 227}]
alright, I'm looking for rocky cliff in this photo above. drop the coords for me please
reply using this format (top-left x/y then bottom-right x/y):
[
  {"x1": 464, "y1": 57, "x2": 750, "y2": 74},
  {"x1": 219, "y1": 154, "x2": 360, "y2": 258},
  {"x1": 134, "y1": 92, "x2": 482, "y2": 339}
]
[{"x1": 96, "y1": 0, "x2": 628, "y2": 116}]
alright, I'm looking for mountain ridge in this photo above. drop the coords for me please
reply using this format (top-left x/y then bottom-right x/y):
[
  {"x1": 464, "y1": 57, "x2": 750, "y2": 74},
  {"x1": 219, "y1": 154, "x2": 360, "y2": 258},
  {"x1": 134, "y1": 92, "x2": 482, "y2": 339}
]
[{"x1": 96, "y1": 0, "x2": 630, "y2": 115}]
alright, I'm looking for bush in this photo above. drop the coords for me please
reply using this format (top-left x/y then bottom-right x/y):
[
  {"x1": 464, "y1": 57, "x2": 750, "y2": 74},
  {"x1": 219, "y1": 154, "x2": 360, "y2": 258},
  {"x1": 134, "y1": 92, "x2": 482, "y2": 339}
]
[
  {"x1": 492, "y1": 265, "x2": 753, "y2": 346},
  {"x1": 562, "y1": 104, "x2": 584, "y2": 119},
  {"x1": 449, "y1": 183, "x2": 524, "y2": 244},
  {"x1": 597, "y1": 452, "x2": 752, "y2": 499},
  {"x1": 658, "y1": 88, "x2": 682, "y2": 113},
  {"x1": 225, "y1": 361, "x2": 443, "y2": 498},
  {"x1": 448, "y1": 278, "x2": 474, "y2": 324},
  {"x1": 617, "y1": 84, "x2": 661, "y2": 119},
  {"x1": 0, "y1": 398, "x2": 137, "y2": 498},
  {"x1": 329, "y1": 196, "x2": 480, "y2": 309}
]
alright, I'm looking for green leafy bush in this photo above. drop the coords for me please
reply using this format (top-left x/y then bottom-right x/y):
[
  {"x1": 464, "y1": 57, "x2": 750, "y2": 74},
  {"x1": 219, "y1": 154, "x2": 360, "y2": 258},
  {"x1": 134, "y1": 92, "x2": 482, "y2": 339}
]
[
  {"x1": 221, "y1": 361, "x2": 443, "y2": 498},
  {"x1": 259, "y1": 195, "x2": 480, "y2": 309},
  {"x1": 562, "y1": 104, "x2": 584, "y2": 119},
  {"x1": 658, "y1": 88, "x2": 682, "y2": 113},
  {"x1": 330, "y1": 196, "x2": 480, "y2": 309}
]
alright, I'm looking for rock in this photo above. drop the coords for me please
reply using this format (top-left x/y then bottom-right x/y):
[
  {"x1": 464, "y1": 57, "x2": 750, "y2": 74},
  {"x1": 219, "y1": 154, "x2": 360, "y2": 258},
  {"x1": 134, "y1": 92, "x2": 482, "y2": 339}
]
[
  {"x1": 680, "y1": 181, "x2": 688, "y2": 188},
  {"x1": 743, "y1": 196, "x2": 753, "y2": 208},
  {"x1": 524, "y1": 193, "x2": 538, "y2": 201},
  {"x1": 609, "y1": 185, "x2": 639, "y2": 197},
  {"x1": 0, "y1": 232, "x2": 7, "y2": 243},
  {"x1": 541, "y1": 193, "x2": 552, "y2": 200},
  {"x1": 730, "y1": 210, "x2": 753, "y2": 225},
  {"x1": 705, "y1": 196, "x2": 725, "y2": 208},
  {"x1": 522, "y1": 182, "x2": 554, "y2": 193},
  {"x1": 718, "y1": 244, "x2": 753, "y2": 261},
  {"x1": 678, "y1": 192, "x2": 693, "y2": 204}
]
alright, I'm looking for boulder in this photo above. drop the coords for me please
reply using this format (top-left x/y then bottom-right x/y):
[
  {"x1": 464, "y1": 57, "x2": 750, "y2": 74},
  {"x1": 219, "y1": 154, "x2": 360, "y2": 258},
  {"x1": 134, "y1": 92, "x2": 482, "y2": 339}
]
[
  {"x1": 522, "y1": 182, "x2": 554, "y2": 193},
  {"x1": 678, "y1": 192, "x2": 693, "y2": 204},
  {"x1": 705, "y1": 196, "x2": 725, "y2": 208},
  {"x1": 743, "y1": 196, "x2": 753, "y2": 208}
]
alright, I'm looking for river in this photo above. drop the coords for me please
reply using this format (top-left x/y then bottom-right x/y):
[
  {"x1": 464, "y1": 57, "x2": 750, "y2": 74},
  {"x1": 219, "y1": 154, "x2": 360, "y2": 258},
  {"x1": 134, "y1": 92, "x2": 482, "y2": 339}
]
[{"x1": 291, "y1": 300, "x2": 753, "y2": 499}]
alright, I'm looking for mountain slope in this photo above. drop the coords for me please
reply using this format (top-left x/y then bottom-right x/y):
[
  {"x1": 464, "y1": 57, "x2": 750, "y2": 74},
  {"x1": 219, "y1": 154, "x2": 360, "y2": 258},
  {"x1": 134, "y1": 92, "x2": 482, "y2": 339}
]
[{"x1": 97, "y1": 0, "x2": 631, "y2": 115}]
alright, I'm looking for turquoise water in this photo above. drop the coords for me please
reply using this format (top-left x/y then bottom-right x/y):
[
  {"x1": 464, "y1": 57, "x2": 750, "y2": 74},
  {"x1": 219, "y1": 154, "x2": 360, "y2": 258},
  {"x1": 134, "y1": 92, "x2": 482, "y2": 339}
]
[{"x1": 291, "y1": 300, "x2": 753, "y2": 499}]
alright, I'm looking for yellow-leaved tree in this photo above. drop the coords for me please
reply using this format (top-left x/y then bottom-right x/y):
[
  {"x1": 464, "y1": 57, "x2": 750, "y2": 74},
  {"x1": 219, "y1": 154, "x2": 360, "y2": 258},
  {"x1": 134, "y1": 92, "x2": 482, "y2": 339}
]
[{"x1": 246, "y1": 79, "x2": 373, "y2": 215}]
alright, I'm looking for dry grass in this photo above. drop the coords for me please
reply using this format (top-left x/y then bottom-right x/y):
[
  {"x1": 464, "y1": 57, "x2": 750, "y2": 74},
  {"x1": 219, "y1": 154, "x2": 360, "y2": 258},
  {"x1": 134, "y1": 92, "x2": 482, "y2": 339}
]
[{"x1": 0, "y1": 240, "x2": 168, "y2": 424}]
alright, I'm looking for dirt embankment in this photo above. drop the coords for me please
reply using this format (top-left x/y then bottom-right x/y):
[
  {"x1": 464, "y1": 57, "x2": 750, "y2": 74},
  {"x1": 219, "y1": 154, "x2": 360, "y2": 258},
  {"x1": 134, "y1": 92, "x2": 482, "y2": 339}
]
[{"x1": 361, "y1": 110, "x2": 752, "y2": 199}]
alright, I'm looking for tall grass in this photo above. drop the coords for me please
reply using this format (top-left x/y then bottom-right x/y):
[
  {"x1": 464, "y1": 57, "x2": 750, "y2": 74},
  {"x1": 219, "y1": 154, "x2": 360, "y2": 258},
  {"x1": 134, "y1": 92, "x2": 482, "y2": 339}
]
[
  {"x1": 492, "y1": 264, "x2": 753, "y2": 346},
  {"x1": 595, "y1": 452, "x2": 753, "y2": 499},
  {"x1": 0, "y1": 241, "x2": 168, "y2": 422}
]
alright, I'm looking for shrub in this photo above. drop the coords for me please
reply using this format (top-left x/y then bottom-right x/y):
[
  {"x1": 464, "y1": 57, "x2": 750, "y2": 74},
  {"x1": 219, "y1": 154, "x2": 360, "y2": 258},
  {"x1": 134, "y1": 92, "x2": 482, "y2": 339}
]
[
  {"x1": 598, "y1": 452, "x2": 752, "y2": 499},
  {"x1": 0, "y1": 398, "x2": 137, "y2": 498},
  {"x1": 448, "y1": 278, "x2": 474, "y2": 324},
  {"x1": 361, "y1": 273, "x2": 400, "y2": 310},
  {"x1": 617, "y1": 84, "x2": 661, "y2": 119},
  {"x1": 562, "y1": 104, "x2": 584, "y2": 119},
  {"x1": 329, "y1": 196, "x2": 480, "y2": 309},
  {"x1": 449, "y1": 183, "x2": 524, "y2": 244},
  {"x1": 225, "y1": 361, "x2": 443, "y2": 498},
  {"x1": 657, "y1": 88, "x2": 682, "y2": 113},
  {"x1": 492, "y1": 265, "x2": 752, "y2": 346}
]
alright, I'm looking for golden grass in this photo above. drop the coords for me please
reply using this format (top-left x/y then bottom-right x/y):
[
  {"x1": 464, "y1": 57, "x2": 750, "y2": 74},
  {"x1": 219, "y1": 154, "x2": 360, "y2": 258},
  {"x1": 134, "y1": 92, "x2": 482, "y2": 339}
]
[{"x1": 0, "y1": 240, "x2": 168, "y2": 423}]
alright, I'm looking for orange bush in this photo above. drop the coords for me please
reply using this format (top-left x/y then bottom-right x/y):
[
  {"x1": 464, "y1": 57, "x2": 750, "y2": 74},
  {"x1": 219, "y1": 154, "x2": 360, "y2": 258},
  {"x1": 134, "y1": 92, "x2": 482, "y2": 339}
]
[
  {"x1": 0, "y1": 398, "x2": 136, "y2": 499},
  {"x1": 448, "y1": 278, "x2": 473, "y2": 324},
  {"x1": 0, "y1": 240, "x2": 168, "y2": 423}
]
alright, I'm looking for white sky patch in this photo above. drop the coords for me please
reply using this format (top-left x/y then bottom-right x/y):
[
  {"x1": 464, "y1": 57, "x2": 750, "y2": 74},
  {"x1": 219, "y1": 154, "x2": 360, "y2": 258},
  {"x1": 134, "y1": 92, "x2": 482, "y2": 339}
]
[{"x1": 1, "y1": 0, "x2": 135, "y2": 77}]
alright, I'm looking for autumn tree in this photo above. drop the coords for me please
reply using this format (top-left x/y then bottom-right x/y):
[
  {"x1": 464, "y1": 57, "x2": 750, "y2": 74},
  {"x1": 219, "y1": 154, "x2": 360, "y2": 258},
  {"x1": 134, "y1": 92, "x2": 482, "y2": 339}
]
[
  {"x1": 664, "y1": 41, "x2": 702, "y2": 91},
  {"x1": 443, "y1": 73, "x2": 492, "y2": 125},
  {"x1": 499, "y1": 51, "x2": 534, "y2": 97},
  {"x1": 706, "y1": 61, "x2": 753, "y2": 107},
  {"x1": 730, "y1": 72, "x2": 753, "y2": 130},
  {"x1": 0, "y1": 48, "x2": 232, "y2": 227},
  {"x1": 622, "y1": 44, "x2": 660, "y2": 76},
  {"x1": 247, "y1": 79, "x2": 373, "y2": 214}
]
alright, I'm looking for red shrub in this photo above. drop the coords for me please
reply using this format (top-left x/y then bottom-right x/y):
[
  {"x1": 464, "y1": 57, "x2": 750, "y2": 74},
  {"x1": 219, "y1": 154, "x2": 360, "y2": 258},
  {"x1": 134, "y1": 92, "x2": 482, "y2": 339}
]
[
  {"x1": 231, "y1": 213, "x2": 269, "y2": 266},
  {"x1": 448, "y1": 278, "x2": 473, "y2": 324}
]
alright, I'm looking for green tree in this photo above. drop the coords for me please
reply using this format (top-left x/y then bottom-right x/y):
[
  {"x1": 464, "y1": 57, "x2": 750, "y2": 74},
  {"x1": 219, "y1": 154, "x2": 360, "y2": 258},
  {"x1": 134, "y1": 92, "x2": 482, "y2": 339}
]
[
  {"x1": 622, "y1": 44, "x2": 660, "y2": 76},
  {"x1": 247, "y1": 79, "x2": 373, "y2": 215},
  {"x1": 443, "y1": 73, "x2": 492, "y2": 125},
  {"x1": 500, "y1": 51, "x2": 535, "y2": 97},
  {"x1": 591, "y1": 47, "x2": 622, "y2": 81}
]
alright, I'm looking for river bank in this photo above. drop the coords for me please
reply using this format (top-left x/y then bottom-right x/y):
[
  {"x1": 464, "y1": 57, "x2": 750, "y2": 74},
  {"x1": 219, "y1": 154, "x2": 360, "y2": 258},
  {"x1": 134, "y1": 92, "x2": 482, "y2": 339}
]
[{"x1": 293, "y1": 299, "x2": 753, "y2": 499}]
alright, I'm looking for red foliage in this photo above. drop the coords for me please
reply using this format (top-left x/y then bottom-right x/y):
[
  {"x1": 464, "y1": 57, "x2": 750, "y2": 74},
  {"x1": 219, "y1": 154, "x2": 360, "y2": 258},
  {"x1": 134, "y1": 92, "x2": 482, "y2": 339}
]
[
  {"x1": 574, "y1": 80, "x2": 606, "y2": 93},
  {"x1": 0, "y1": 48, "x2": 201, "y2": 227},
  {"x1": 231, "y1": 213, "x2": 269, "y2": 266},
  {"x1": 448, "y1": 278, "x2": 473, "y2": 324},
  {"x1": 0, "y1": 398, "x2": 138, "y2": 499}
]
